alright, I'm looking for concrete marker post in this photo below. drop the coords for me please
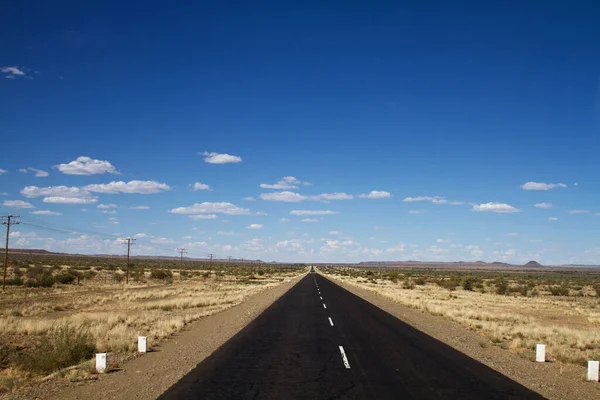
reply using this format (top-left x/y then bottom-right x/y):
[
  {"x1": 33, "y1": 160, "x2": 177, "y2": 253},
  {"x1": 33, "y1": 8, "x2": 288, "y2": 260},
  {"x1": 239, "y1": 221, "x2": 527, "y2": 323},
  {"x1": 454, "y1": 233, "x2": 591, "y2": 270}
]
[
  {"x1": 96, "y1": 353, "x2": 107, "y2": 373},
  {"x1": 138, "y1": 336, "x2": 147, "y2": 353},
  {"x1": 535, "y1": 344, "x2": 545, "y2": 362},
  {"x1": 588, "y1": 361, "x2": 599, "y2": 381}
]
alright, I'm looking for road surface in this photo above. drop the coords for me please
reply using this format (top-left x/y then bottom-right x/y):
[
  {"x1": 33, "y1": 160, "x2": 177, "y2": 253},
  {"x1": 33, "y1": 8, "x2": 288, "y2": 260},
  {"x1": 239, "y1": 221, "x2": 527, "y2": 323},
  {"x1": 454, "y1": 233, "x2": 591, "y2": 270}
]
[{"x1": 159, "y1": 274, "x2": 543, "y2": 399}]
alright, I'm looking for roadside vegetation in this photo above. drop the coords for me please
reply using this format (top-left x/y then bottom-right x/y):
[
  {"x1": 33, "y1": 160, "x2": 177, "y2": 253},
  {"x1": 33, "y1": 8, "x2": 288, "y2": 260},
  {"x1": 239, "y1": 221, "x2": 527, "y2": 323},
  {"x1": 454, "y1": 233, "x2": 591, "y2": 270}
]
[
  {"x1": 0, "y1": 253, "x2": 304, "y2": 395},
  {"x1": 320, "y1": 266, "x2": 600, "y2": 367}
]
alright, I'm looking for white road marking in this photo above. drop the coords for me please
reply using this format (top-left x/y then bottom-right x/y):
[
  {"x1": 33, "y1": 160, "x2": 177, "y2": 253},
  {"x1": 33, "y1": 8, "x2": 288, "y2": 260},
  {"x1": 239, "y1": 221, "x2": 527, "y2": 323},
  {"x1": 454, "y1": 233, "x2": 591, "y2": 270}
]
[
  {"x1": 323, "y1": 303, "x2": 327, "y2": 309},
  {"x1": 329, "y1": 317, "x2": 334, "y2": 326},
  {"x1": 320, "y1": 296, "x2": 323, "y2": 300},
  {"x1": 339, "y1": 346, "x2": 351, "y2": 369}
]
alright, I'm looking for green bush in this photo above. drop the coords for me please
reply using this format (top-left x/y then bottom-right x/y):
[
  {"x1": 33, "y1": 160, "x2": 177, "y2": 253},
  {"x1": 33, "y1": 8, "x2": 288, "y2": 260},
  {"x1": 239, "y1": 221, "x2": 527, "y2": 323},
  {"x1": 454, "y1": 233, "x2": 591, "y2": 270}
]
[
  {"x1": 54, "y1": 272, "x2": 77, "y2": 285},
  {"x1": 402, "y1": 280, "x2": 415, "y2": 290},
  {"x1": 462, "y1": 277, "x2": 479, "y2": 291},
  {"x1": 25, "y1": 266, "x2": 55, "y2": 287},
  {"x1": 19, "y1": 325, "x2": 96, "y2": 374},
  {"x1": 150, "y1": 269, "x2": 173, "y2": 281},
  {"x1": 495, "y1": 278, "x2": 509, "y2": 295},
  {"x1": 549, "y1": 285, "x2": 569, "y2": 296}
]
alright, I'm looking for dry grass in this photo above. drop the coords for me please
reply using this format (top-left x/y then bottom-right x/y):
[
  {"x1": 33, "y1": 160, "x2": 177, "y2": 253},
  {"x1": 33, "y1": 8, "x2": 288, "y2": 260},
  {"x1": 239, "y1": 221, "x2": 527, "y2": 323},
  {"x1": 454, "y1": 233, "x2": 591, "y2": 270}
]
[
  {"x1": 322, "y1": 268, "x2": 600, "y2": 366},
  {"x1": 0, "y1": 265, "x2": 304, "y2": 390}
]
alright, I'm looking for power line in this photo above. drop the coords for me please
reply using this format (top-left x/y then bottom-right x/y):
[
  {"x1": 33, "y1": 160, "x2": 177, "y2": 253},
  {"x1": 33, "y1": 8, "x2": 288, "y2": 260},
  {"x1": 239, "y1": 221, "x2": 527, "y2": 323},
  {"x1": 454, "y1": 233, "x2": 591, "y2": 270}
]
[
  {"x1": 2, "y1": 215, "x2": 20, "y2": 291},
  {"x1": 207, "y1": 253, "x2": 215, "y2": 269},
  {"x1": 177, "y1": 248, "x2": 187, "y2": 279}
]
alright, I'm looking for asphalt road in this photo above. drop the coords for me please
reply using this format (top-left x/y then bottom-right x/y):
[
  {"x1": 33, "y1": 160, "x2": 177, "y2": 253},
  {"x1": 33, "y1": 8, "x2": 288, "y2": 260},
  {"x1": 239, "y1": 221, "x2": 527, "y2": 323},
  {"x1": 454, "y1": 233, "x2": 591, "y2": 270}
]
[{"x1": 159, "y1": 274, "x2": 544, "y2": 399}]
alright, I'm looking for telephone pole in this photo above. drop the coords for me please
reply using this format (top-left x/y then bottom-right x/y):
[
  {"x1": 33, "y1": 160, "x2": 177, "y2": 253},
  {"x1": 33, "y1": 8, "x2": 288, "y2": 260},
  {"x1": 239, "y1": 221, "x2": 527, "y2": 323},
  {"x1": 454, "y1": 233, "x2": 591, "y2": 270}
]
[
  {"x1": 2, "y1": 215, "x2": 20, "y2": 291},
  {"x1": 119, "y1": 237, "x2": 135, "y2": 284},
  {"x1": 207, "y1": 253, "x2": 215, "y2": 270},
  {"x1": 177, "y1": 248, "x2": 187, "y2": 279}
]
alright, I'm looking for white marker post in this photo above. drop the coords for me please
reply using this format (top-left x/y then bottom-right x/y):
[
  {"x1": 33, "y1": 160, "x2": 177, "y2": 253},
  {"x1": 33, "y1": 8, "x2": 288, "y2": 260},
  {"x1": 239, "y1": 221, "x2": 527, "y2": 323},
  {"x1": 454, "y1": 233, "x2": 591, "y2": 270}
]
[
  {"x1": 535, "y1": 344, "x2": 545, "y2": 362},
  {"x1": 96, "y1": 353, "x2": 107, "y2": 373},
  {"x1": 138, "y1": 336, "x2": 147, "y2": 353},
  {"x1": 588, "y1": 361, "x2": 599, "y2": 381}
]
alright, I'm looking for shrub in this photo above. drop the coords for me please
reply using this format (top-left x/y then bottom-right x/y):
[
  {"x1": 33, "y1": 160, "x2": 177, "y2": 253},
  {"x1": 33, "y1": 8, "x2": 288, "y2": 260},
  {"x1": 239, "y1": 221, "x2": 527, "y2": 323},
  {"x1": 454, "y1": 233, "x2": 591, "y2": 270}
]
[
  {"x1": 19, "y1": 325, "x2": 96, "y2": 374},
  {"x1": 55, "y1": 272, "x2": 77, "y2": 285},
  {"x1": 549, "y1": 285, "x2": 570, "y2": 296},
  {"x1": 113, "y1": 272, "x2": 125, "y2": 282},
  {"x1": 25, "y1": 266, "x2": 55, "y2": 288},
  {"x1": 150, "y1": 269, "x2": 173, "y2": 281},
  {"x1": 413, "y1": 277, "x2": 427, "y2": 285},
  {"x1": 462, "y1": 277, "x2": 478, "y2": 291},
  {"x1": 402, "y1": 280, "x2": 415, "y2": 290},
  {"x1": 494, "y1": 278, "x2": 509, "y2": 295},
  {"x1": 5, "y1": 278, "x2": 23, "y2": 286}
]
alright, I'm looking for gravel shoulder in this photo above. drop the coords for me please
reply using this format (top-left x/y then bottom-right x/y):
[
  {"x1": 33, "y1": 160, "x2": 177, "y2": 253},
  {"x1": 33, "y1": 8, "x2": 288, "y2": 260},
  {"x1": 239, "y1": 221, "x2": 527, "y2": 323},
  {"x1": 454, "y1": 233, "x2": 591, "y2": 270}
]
[
  {"x1": 329, "y1": 276, "x2": 600, "y2": 400},
  {"x1": 11, "y1": 274, "x2": 303, "y2": 400}
]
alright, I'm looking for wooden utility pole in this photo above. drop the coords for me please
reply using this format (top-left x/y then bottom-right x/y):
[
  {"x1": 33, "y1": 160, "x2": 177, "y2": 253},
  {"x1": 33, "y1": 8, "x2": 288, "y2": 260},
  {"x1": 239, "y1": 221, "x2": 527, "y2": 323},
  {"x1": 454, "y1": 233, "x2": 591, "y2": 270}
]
[
  {"x1": 2, "y1": 215, "x2": 20, "y2": 291},
  {"x1": 119, "y1": 237, "x2": 135, "y2": 284},
  {"x1": 207, "y1": 253, "x2": 215, "y2": 270},
  {"x1": 177, "y1": 248, "x2": 187, "y2": 279}
]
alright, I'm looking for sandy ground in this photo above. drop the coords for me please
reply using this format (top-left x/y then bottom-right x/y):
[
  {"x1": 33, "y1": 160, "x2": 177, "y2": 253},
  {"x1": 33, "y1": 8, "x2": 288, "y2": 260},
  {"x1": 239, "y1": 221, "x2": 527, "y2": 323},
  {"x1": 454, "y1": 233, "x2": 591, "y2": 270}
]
[
  {"x1": 330, "y1": 276, "x2": 600, "y2": 400},
  {"x1": 4, "y1": 275, "x2": 303, "y2": 400}
]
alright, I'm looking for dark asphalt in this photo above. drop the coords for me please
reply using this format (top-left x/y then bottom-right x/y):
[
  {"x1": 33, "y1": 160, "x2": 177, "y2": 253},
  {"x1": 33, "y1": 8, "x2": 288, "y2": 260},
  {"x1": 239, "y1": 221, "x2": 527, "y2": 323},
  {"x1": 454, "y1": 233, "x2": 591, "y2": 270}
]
[{"x1": 159, "y1": 274, "x2": 544, "y2": 399}]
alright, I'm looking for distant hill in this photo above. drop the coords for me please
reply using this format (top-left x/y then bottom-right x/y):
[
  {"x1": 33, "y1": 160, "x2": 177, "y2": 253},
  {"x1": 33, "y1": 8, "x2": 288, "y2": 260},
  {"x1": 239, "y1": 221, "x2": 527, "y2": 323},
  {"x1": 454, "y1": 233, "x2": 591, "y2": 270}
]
[{"x1": 525, "y1": 260, "x2": 543, "y2": 267}]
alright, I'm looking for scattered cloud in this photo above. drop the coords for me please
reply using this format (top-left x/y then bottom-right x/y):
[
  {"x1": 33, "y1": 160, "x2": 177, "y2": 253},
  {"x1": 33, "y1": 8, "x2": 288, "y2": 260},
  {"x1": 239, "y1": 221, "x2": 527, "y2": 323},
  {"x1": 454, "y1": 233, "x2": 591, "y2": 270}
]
[
  {"x1": 21, "y1": 167, "x2": 49, "y2": 177},
  {"x1": 3, "y1": 200, "x2": 34, "y2": 209},
  {"x1": 290, "y1": 210, "x2": 338, "y2": 216},
  {"x1": 30, "y1": 210, "x2": 61, "y2": 215},
  {"x1": 260, "y1": 176, "x2": 309, "y2": 189},
  {"x1": 97, "y1": 204, "x2": 118, "y2": 209},
  {"x1": 549, "y1": 217, "x2": 558, "y2": 221},
  {"x1": 19, "y1": 169, "x2": 27, "y2": 173},
  {"x1": 247, "y1": 224, "x2": 263, "y2": 230},
  {"x1": 170, "y1": 202, "x2": 250, "y2": 216},
  {"x1": 243, "y1": 196, "x2": 256, "y2": 201},
  {"x1": 359, "y1": 190, "x2": 391, "y2": 199},
  {"x1": 98, "y1": 210, "x2": 117, "y2": 214},
  {"x1": 301, "y1": 218, "x2": 319, "y2": 223},
  {"x1": 568, "y1": 209, "x2": 589, "y2": 214},
  {"x1": 189, "y1": 182, "x2": 212, "y2": 191},
  {"x1": 2, "y1": 66, "x2": 26, "y2": 79},
  {"x1": 402, "y1": 196, "x2": 462, "y2": 205},
  {"x1": 188, "y1": 214, "x2": 218, "y2": 220},
  {"x1": 436, "y1": 239, "x2": 450, "y2": 243},
  {"x1": 280, "y1": 218, "x2": 289, "y2": 222},
  {"x1": 534, "y1": 203, "x2": 554, "y2": 209},
  {"x1": 201, "y1": 152, "x2": 242, "y2": 164},
  {"x1": 520, "y1": 182, "x2": 567, "y2": 191},
  {"x1": 310, "y1": 192, "x2": 354, "y2": 201},
  {"x1": 506, "y1": 233, "x2": 519, "y2": 236},
  {"x1": 44, "y1": 197, "x2": 98, "y2": 204},
  {"x1": 408, "y1": 210, "x2": 422, "y2": 214},
  {"x1": 329, "y1": 231, "x2": 340, "y2": 235},
  {"x1": 84, "y1": 180, "x2": 171, "y2": 194},
  {"x1": 472, "y1": 202, "x2": 521, "y2": 213},
  {"x1": 56, "y1": 156, "x2": 118, "y2": 175},
  {"x1": 260, "y1": 191, "x2": 307, "y2": 202},
  {"x1": 0, "y1": 169, "x2": 6, "y2": 175},
  {"x1": 130, "y1": 205, "x2": 150, "y2": 210},
  {"x1": 134, "y1": 233, "x2": 147, "y2": 238}
]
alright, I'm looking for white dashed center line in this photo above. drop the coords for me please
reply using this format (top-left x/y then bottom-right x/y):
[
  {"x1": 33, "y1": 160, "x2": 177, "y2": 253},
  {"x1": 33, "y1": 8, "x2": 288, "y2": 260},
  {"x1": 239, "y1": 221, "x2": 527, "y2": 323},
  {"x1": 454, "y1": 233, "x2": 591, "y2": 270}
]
[
  {"x1": 320, "y1": 296, "x2": 323, "y2": 300},
  {"x1": 339, "y1": 346, "x2": 351, "y2": 369},
  {"x1": 323, "y1": 303, "x2": 327, "y2": 309},
  {"x1": 329, "y1": 317, "x2": 334, "y2": 326}
]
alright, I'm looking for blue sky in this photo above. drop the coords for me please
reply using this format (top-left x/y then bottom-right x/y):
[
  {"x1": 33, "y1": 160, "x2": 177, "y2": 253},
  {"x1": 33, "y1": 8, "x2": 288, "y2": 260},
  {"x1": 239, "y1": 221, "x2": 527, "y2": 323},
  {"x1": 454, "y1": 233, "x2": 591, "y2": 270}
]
[{"x1": 1, "y1": 2, "x2": 599, "y2": 264}]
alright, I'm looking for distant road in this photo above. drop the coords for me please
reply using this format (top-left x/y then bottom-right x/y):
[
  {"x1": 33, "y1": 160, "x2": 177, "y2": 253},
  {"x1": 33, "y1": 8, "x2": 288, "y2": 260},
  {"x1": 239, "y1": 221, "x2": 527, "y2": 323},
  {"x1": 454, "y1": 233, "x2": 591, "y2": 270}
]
[{"x1": 159, "y1": 274, "x2": 543, "y2": 399}]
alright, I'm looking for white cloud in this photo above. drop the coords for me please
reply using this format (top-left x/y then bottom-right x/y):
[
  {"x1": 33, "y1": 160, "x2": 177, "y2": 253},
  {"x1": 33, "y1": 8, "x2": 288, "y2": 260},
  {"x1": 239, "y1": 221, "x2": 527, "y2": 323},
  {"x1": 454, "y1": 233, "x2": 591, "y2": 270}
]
[
  {"x1": 98, "y1": 210, "x2": 117, "y2": 214},
  {"x1": 130, "y1": 205, "x2": 150, "y2": 210},
  {"x1": 2, "y1": 66, "x2": 26, "y2": 77},
  {"x1": 19, "y1": 169, "x2": 27, "y2": 173},
  {"x1": 506, "y1": 232, "x2": 519, "y2": 236},
  {"x1": 520, "y1": 182, "x2": 567, "y2": 191},
  {"x1": 30, "y1": 210, "x2": 61, "y2": 215},
  {"x1": 472, "y1": 202, "x2": 521, "y2": 213},
  {"x1": 189, "y1": 214, "x2": 218, "y2": 220},
  {"x1": 56, "y1": 156, "x2": 118, "y2": 175},
  {"x1": 189, "y1": 182, "x2": 212, "y2": 191},
  {"x1": 436, "y1": 239, "x2": 449, "y2": 243},
  {"x1": 247, "y1": 224, "x2": 263, "y2": 230},
  {"x1": 359, "y1": 191, "x2": 391, "y2": 199},
  {"x1": 151, "y1": 237, "x2": 174, "y2": 245},
  {"x1": 84, "y1": 180, "x2": 171, "y2": 194},
  {"x1": 534, "y1": 203, "x2": 554, "y2": 209},
  {"x1": 402, "y1": 196, "x2": 462, "y2": 205},
  {"x1": 0, "y1": 169, "x2": 6, "y2": 175},
  {"x1": 549, "y1": 217, "x2": 558, "y2": 221},
  {"x1": 290, "y1": 210, "x2": 338, "y2": 216},
  {"x1": 23, "y1": 168, "x2": 49, "y2": 177},
  {"x1": 408, "y1": 210, "x2": 422, "y2": 214},
  {"x1": 3, "y1": 200, "x2": 34, "y2": 209},
  {"x1": 329, "y1": 231, "x2": 340, "y2": 235},
  {"x1": 170, "y1": 202, "x2": 250, "y2": 215},
  {"x1": 260, "y1": 191, "x2": 307, "y2": 202},
  {"x1": 243, "y1": 196, "x2": 256, "y2": 201},
  {"x1": 134, "y1": 233, "x2": 147, "y2": 238},
  {"x1": 280, "y1": 218, "x2": 289, "y2": 222},
  {"x1": 301, "y1": 218, "x2": 319, "y2": 223},
  {"x1": 97, "y1": 203, "x2": 118, "y2": 209},
  {"x1": 43, "y1": 197, "x2": 98, "y2": 204},
  {"x1": 260, "y1": 176, "x2": 307, "y2": 189},
  {"x1": 217, "y1": 231, "x2": 240, "y2": 236},
  {"x1": 310, "y1": 192, "x2": 354, "y2": 201},
  {"x1": 22, "y1": 185, "x2": 92, "y2": 199},
  {"x1": 568, "y1": 209, "x2": 589, "y2": 214},
  {"x1": 201, "y1": 152, "x2": 242, "y2": 164}
]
